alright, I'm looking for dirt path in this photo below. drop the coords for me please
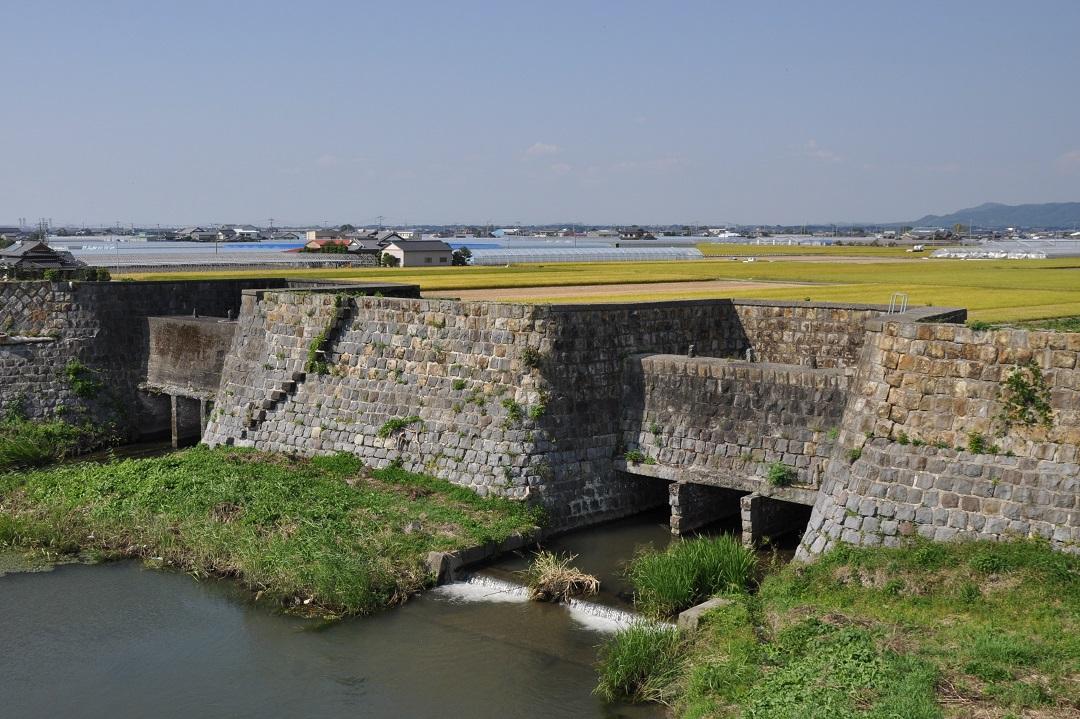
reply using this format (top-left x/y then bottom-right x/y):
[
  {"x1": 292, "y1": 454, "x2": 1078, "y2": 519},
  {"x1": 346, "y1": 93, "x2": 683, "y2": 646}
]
[{"x1": 426, "y1": 279, "x2": 814, "y2": 301}]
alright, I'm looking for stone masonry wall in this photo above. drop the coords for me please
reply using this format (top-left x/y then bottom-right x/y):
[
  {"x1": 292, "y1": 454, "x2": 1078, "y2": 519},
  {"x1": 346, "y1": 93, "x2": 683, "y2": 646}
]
[
  {"x1": 203, "y1": 295, "x2": 757, "y2": 527},
  {"x1": 0, "y1": 279, "x2": 286, "y2": 435},
  {"x1": 731, "y1": 301, "x2": 884, "y2": 368},
  {"x1": 800, "y1": 319, "x2": 1080, "y2": 556},
  {"x1": 622, "y1": 354, "x2": 851, "y2": 491}
]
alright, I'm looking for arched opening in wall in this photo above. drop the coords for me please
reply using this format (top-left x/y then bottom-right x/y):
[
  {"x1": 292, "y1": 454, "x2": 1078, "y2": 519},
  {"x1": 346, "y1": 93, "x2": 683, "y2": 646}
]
[
  {"x1": 741, "y1": 494, "x2": 813, "y2": 552},
  {"x1": 668, "y1": 482, "x2": 747, "y2": 536}
]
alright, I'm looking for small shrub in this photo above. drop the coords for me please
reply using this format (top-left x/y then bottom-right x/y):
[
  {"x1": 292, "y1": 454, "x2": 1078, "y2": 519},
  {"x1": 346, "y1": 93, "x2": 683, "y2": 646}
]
[
  {"x1": 451, "y1": 379, "x2": 466, "y2": 391},
  {"x1": 377, "y1": 416, "x2": 423, "y2": 438},
  {"x1": 521, "y1": 347, "x2": 542, "y2": 370},
  {"x1": 595, "y1": 624, "x2": 684, "y2": 703},
  {"x1": 527, "y1": 403, "x2": 545, "y2": 421},
  {"x1": 826, "y1": 427, "x2": 840, "y2": 441},
  {"x1": 997, "y1": 360, "x2": 1053, "y2": 433},
  {"x1": 967, "y1": 320, "x2": 993, "y2": 331},
  {"x1": 624, "y1": 449, "x2": 647, "y2": 464},
  {"x1": 766, "y1": 462, "x2": 797, "y2": 487},
  {"x1": 522, "y1": 551, "x2": 599, "y2": 602},
  {"x1": 897, "y1": 431, "x2": 910, "y2": 445},
  {"x1": 847, "y1": 447, "x2": 862, "y2": 463},
  {"x1": 501, "y1": 398, "x2": 524, "y2": 424},
  {"x1": 967, "y1": 431, "x2": 988, "y2": 454},
  {"x1": 64, "y1": 360, "x2": 103, "y2": 399}
]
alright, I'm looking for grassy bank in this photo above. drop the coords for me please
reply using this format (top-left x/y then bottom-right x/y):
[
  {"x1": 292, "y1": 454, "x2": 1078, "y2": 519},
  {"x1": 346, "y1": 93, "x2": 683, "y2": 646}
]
[
  {"x1": 0, "y1": 419, "x2": 106, "y2": 472},
  {"x1": 598, "y1": 540, "x2": 1079, "y2": 718},
  {"x1": 117, "y1": 256, "x2": 1080, "y2": 322},
  {"x1": 0, "y1": 446, "x2": 541, "y2": 616}
]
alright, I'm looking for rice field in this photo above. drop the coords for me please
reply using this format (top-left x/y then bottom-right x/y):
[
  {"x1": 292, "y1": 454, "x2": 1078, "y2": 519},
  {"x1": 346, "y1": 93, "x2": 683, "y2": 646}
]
[{"x1": 117, "y1": 255, "x2": 1080, "y2": 323}]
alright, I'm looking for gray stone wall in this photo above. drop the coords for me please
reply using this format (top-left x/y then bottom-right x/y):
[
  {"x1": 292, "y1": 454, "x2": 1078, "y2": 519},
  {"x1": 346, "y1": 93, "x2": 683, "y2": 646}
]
[
  {"x1": 799, "y1": 318, "x2": 1080, "y2": 557},
  {"x1": 0, "y1": 279, "x2": 287, "y2": 435},
  {"x1": 622, "y1": 354, "x2": 851, "y2": 489},
  {"x1": 798, "y1": 439, "x2": 1079, "y2": 556},
  {"x1": 203, "y1": 295, "x2": 759, "y2": 527},
  {"x1": 731, "y1": 301, "x2": 884, "y2": 368}
]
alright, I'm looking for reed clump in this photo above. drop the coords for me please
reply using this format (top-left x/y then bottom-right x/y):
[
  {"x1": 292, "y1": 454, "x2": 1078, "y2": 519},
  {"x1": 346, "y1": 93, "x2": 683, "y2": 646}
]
[
  {"x1": 626, "y1": 534, "x2": 756, "y2": 619},
  {"x1": 523, "y1": 550, "x2": 599, "y2": 602}
]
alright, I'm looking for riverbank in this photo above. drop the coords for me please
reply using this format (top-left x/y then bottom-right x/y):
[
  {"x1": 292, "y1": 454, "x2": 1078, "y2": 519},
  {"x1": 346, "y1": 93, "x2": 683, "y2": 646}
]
[
  {"x1": 599, "y1": 539, "x2": 1079, "y2": 717},
  {"x1": 0, "y1": 445, "x2": 542, "y2": 616}
]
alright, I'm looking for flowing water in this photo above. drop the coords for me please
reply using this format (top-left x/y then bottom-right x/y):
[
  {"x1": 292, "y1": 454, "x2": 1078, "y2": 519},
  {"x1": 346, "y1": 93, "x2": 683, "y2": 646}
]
[
  {"x1": 2, "y1": 498, "x2": 795, "y2": 718},
  {"x1": 0, "y1": 513, "x2": 678, "y2": 719}
]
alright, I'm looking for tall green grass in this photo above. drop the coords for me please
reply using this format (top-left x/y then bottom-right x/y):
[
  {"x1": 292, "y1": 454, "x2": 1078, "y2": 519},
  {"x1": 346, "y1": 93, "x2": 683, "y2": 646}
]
[
  {"x1": 0, "y1": 419, "x2": 92, "y2": 471},
  {"x1": 595, "y1": 624, "x2": 684, "y2": 704},
  {"x1": 626, "y1": 534, "x2": 756, "y2": 619}
]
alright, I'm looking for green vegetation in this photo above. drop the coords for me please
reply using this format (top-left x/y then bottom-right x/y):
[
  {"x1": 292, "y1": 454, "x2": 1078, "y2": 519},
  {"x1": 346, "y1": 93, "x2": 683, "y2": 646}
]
[
  {"x1": 64, "y1": 359, "x2": 103, "y2": 399},
  {"x1": 847, "y1": 447, "x2": 862, "y2": 463},
  {"x1": 624, "y1": 449, "x2": 655, "y2": 465},
  {"x1": 997, "y1": 359, "x2": 1054, "y2": 433},
  {"x1": 598, "y1": 539, "x2": 1079, "y2": 717},
  {"x1": 626, "y1": 535, "x2": 756, "y2": 619},
  {"x1": 0, "y1": 419, "x2": 102, "y2": 472},
  {"x1": 521, "y1": 346, "x2": 543, "y2": 370},
  {"x1": 0, "y1": 446, "x2": 541, "y2": 616},
  {"x1": 377, "y1": 415, "x2": 423, "y2": 438},
  {"x1": 1015, "y1": 315, "x2": 1080, "y2": 332},
  {"x1": 765, "y1": 462, "x2": 796, "y2": 487},
  {"x1": 500, "y1": 398, "x2": 524, "y2": 424},
  {"x1": 304, "y1": 294, "x2": 349, "y2": 374},
  {"x1": 522, "y1": 550, "x2": 599, "y2": 602},
  {"x1": 595, "y1": 624, "x2": 684, "y2": 704},
  {"x1": 451, "y1": 378, "x2": 467, "y2": 391}
]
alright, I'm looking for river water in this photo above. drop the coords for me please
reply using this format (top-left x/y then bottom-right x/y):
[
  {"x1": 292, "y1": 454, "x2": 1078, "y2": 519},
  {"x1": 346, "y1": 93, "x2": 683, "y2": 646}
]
[{"x1": 1, "y1": 512, "x2": 680, "y2": 719}]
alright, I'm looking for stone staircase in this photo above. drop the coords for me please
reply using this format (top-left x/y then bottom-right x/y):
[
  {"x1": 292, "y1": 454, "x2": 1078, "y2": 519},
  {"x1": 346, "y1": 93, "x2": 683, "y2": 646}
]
[{"x1": 243, "y1": 299, "x2": 355, "y2": 431}]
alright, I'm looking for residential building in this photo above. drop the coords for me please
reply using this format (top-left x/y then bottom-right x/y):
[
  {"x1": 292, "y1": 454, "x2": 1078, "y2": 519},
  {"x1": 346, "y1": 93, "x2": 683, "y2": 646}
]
[{"x1": 380, "y1": 239, "x2": 453, "y2": 267}]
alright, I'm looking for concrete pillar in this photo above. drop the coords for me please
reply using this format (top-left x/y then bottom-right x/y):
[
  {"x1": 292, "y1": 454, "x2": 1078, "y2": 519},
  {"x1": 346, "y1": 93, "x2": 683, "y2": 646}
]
[
  {"x1": 669, "y1": 482, "x2": 743, "y2": 535},
  {"x1": 170, "y1": 394, "x2": 179, "y2": 449}
]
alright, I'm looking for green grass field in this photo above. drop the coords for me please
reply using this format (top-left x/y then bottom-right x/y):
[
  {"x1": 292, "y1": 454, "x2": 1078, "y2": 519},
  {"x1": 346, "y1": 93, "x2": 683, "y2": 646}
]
[{"x1": 118, "y1": 254, "x2": 1080, "y2": 323}]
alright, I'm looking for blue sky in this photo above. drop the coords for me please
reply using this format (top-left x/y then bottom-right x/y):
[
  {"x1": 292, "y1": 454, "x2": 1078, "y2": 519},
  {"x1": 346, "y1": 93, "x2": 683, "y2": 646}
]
[{"x1": 2, "y1": 1, "x2": 1078, "y2": 226}]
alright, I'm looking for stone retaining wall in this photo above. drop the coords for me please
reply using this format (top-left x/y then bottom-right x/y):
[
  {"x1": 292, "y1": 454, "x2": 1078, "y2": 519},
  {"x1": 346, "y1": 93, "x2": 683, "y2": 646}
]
[
  {"x1": 203, "y1": 295, "x2": 755, "y2": 527},
  {"x1": 0, "y1": 279, "x2": 281, "y2": 434},
  {"x1": 622, "y1": 354, "x2": 851, "y2": 490},
  {"x1": 799, "y1": 316, "x2": 1080, "y2": 557}
]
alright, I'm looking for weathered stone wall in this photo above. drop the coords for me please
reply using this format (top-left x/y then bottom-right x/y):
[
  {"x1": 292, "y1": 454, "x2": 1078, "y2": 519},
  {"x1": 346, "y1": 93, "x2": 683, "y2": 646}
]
[
  {"x1": 800, "y1": 319, "x2": 1080, "y2": 556},
  {"x1": 731, "y1": 301, "x2": 884, "y2": 368},
  {"x1": 203, "y1": 295, "x2": 757, "y2": 527},
  {"x1": 622, "y1": 354, "x2": 851, "y2": 490},
  {"x1": 0, "y1": 279, "x2": 286, "y2": 435}
]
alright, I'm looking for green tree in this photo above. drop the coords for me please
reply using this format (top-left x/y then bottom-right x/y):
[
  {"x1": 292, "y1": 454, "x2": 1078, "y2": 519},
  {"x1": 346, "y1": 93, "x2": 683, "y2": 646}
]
[{"x1": 451, "y1": 246, "x2": 472, "y2": 266}]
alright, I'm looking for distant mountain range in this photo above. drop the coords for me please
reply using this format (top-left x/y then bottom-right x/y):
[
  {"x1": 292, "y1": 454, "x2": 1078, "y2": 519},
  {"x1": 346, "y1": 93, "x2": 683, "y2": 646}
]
[{"x1": 904, "y1": 202, "x2": 1080, "y2": 230}]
